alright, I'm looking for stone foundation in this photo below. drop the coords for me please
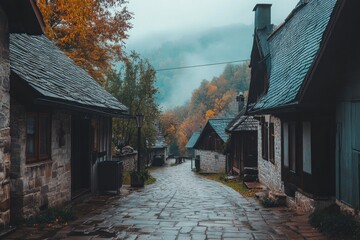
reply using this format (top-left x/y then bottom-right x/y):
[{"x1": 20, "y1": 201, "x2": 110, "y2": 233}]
[{"x1": 283, "y1": 189, "x2": 334, "y2": 213}]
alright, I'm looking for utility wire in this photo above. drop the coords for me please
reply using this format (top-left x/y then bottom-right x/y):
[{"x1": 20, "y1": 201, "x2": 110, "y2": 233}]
[{"x1": 155, "y1": 59, "x2": 250, "y2": 72}]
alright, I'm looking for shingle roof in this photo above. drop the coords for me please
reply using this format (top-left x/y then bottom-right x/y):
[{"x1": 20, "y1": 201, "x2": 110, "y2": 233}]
[
  {"x1": 151, "y1": 131, "x2": 167, "y2": 149},
  {"x1": 250, "y1": 0, "x2": 337, "y2": 112},
  {"x1": 185, "y1": 131, "x2": 201, "y2": 149},
  {"x1": 9, "y1": 34, "x2": 128, "y2": 116},
  {"x1": 226, "y1": 111, "x2": 258, "y2": 132},
  {"x1": 208, "y1": 118, "x2": 232, "y2": 142}
]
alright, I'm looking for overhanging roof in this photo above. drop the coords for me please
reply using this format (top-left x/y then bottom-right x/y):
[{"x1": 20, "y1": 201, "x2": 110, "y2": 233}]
[
  {"x1": 248, "y1": 0, "x2": 337, "y2": 113},
  {"x1": 185, "y1": 131, "x2": 201, "y2": 149},
  {"x1": 10, "y1": 34, "x2": 128, "y2": 117}
]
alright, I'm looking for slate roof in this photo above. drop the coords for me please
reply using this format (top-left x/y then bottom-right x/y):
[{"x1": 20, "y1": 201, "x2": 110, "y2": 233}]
[
  {"x1": 249, "y1": 0, "x2": 337, "y2": 112},
  {"x1": 9, "y1": 34, "x2": 128, "y2": 116},
  {"x1": 226, "y1": 111, "x2": 258, "y2": 132},
  {"x1": 185, "y1": 131, "x2": 201, "y2": 149},
  {"x1": 151, "y1": 131, "x2": 167, "y2": 149},
  {"x1": 208, "y1": 118, "x2": 232, "y2": 143}
]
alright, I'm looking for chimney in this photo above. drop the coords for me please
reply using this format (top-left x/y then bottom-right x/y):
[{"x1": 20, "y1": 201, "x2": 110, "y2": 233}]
[
  {"x1": 236, "y1": 92, "x2": 245, "y2": 113},
  {"x1": 253, "y1": 4, "x2": 272, "y2": 30}
]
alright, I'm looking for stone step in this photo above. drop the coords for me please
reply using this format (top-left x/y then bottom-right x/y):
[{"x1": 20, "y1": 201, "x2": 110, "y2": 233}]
[
  {"x1": 243, "y1": 174, "x2": 258, "y2": 182},
  {"x1": 243, "y1": 167, "x2": 258, "y2": 175}
]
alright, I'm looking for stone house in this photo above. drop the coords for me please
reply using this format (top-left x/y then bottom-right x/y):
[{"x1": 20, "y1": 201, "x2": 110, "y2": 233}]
[
  {"x1": 247, "y1": 1, "x2": 338, "y2": 212},
  {"x1": 225, "y1": 93, "x2": 258, "y2": 177},
  {"x1": 0, "y1": 0, "x2": 128, "y2": 224},
  {"x1": 0, "y1": 0, "x2": 45, "y2": 226},
  {"x1": 193, "y1": 118, "x2": 232, "y2": 173},
  {"x1": 148, "y1": 128, "x2": 168, "y2": 166}
]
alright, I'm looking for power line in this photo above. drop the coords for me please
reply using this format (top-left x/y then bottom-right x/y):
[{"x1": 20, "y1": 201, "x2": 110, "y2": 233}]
[{"x1": 155, "y1": 59, "x2": 250, "y2": 72}]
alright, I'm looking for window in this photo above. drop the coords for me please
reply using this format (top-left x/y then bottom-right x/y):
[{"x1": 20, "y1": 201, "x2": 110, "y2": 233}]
[
  {"x1": 261, "y1": 120, "x2": 268, "y2": 159},
  {"x1": 302, "y1": 122, "x2": 312, "y2": 174},
  {"x1": 283, "y1": 121, "x2": 295, "y2": 171},
  {"x1": 26, "y1": 113, "x2": 51, "y2": 163},
  {"x1": 261, "y1": 118, "x2": 275, "y2": 162},
  {"x1": 269, "y1": 123, "x2": 275, "y2": 163}
]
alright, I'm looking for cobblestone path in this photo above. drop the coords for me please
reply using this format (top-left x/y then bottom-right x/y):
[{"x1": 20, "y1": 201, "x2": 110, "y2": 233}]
[{"x1": 5, "y1": 159, "x2": 327, "y2": 239}]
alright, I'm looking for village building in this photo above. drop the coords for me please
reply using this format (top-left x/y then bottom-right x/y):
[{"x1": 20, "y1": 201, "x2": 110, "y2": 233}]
[
  {"x1": 0, "y1": 0, "x2": 45, "y2": 226},
  {"x1": 226, "y1": 93, "x2": 258, "y2": 178},
  {"x1": 185, "y1": 131, "x2": 201, "y2": 159},
  {"x1": 148, "y1": 128, "x2": 168, "y2": 166},
  {"x1": 0, "y1": 0, "x2": 129, "y2": 224},
  {"x1": 247, "y1": 0, "x2": 338, "y2": 211},
  {"x1": 193, "y1": 118, "x2": 232, "y2": 173},
  {"x1": 298, "y1": 0, "x2": 360, "y2": 211}
]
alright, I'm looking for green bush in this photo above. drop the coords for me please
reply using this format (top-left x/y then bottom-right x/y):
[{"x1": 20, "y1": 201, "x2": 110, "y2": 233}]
[
  {"x1": 28, "y1": 206, "x2": 76, "y2": 227},
  {"x1": 259, "y1": 196, "x2": 280, "y2": 208},
  {"x1": 309, "y1": 205, "x2": 360, "y2": 239}
]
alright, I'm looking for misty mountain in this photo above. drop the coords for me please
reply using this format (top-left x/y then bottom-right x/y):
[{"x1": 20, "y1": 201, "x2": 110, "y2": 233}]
[{"x1": 125, "y1": 23, "x2": 254, "y2": 110}]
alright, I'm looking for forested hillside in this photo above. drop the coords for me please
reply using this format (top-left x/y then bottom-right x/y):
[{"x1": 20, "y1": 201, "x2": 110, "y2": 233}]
[
  {"x1": 160, "y1": 63, "x2": 250, "y2": 154},
  {"x1": 126, "y1": 23, "x2": 253, "y2": 109}
]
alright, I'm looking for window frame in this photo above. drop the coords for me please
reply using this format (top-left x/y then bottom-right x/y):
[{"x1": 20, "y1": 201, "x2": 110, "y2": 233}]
[
  {"x1": 26, "y1": 112, "x2": 51, "y2": 163},
  {"x1": 261, "y1": 118, "x2": 275, "y2": 163},
  {"x1": 261, "y1": 119, "x2": 268, "y2": 160}
]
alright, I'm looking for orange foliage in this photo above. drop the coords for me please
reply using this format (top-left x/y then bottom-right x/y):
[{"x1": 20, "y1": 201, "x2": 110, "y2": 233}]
[
  {"x1": 205, "y1": 109, "x2": 215, "y2": 120},
  {"x1": 37, "y1": 0, "x2": 132, "y2": 84},
  {"x1": 160, "y1": 111, "x2": 179, "y2": 144},
  {"x1": 161, "y1": 63, "x2": 250, "y2": 155}
]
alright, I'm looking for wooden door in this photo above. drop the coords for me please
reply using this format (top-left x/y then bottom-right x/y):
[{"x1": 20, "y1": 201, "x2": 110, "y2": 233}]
[{"x1": 71, "y1": 116, "x2": 91, "y2": 198}]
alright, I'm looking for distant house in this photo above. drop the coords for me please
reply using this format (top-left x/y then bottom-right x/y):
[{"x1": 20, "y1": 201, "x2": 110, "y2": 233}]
[
  {"x1": 185, "y1": 131, "x2": 201, "y2": 158},
  {"x1": 193, "y1": 118, "x2": 232, "y2": 173},
  {"x1": 226, "y1": 93, "x2": 258, "y2": 177},
  {"x1": 148, "y1": 128, "x2": 168, "y2": 166},
  {"x1": 247, "y1": 1, "x2": 338, "y2": 211},
  {"x1": 7, "y1": 3, "x2": 128, "y2": 222}
]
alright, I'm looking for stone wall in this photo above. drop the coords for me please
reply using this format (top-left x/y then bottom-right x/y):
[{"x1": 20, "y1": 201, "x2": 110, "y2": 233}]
[
  {"x1": 0, "y1": 6, "x2": 10, "y2": 226},
  {"x1": 257, "y1": 115, "x2": 283, "y2": 192},
  {"x1": 113, "y1": 153, "x2": 137, "y2": 172},
  {"x1": 10, "y1": 100, "x2": 72, "y2": 221},
  {"x1": 195, "y1": 149, "x2": 226, "y2": 173}
]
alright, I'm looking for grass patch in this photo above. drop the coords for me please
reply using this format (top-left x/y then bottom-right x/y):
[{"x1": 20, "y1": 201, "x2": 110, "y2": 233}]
[
  {"x1": 122, "y1": 170, "x2": 156, "y2": 186},
  {"x1": 27, "y1": 206, "x2": 76, "y2": 228},
  {"x1": 309, "y1": 205, "x2": 360, "y2": 239},
  {"x1": 199, "y1": 173, "x2": 257, "y2": 198}
]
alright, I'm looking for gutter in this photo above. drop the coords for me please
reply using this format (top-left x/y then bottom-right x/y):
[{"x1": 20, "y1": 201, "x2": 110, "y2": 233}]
[
  {"x1": 34, "y1": 98, "x2": 130, "y2": 118},
  {"x1": 247, "y1": 101, "x2": 299, "y2": 115}
]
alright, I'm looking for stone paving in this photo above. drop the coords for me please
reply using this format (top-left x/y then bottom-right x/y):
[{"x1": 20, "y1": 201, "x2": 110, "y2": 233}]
[{"x1": 4, "y1": 159, "x2": 327, "y2": 239}]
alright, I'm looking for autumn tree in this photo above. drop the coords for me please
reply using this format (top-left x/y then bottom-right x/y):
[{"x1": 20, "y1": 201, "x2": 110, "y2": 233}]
[
  {"x1": 106, "y1": 52, "x2": 159, "y2": 150},
  {"x1": 161, "y1": 62, "x2": 251, "y2": 155},
  {"x1": 37, "y1": 0, "x2": 132, "y2": 84}
]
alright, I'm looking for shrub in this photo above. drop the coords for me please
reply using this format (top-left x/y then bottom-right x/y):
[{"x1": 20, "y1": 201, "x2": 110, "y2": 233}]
[
  {"x1": 28, "y1": 206, "x2": 76, "y2": 227},
  {"x1": 309, "y1": 205, "x2": 360, "y2": 239}
]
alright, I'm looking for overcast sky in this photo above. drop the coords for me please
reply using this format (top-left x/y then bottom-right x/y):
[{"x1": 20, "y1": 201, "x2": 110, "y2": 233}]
[
  {"x1": 126, "y1": 0, "x2": 299, "y2": 44},
  {"x1": 124, "y1": 0, "x2": 300, "y2": 109}
]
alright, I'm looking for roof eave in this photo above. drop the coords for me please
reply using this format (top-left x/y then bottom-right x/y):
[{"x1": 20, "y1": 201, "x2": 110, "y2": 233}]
[
  {"x1": 247, "y1": 101, "x2": 299, "y2": 115},
  {"x1": 34, "y1": 97, "x2": 130, "y2": 118}
]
